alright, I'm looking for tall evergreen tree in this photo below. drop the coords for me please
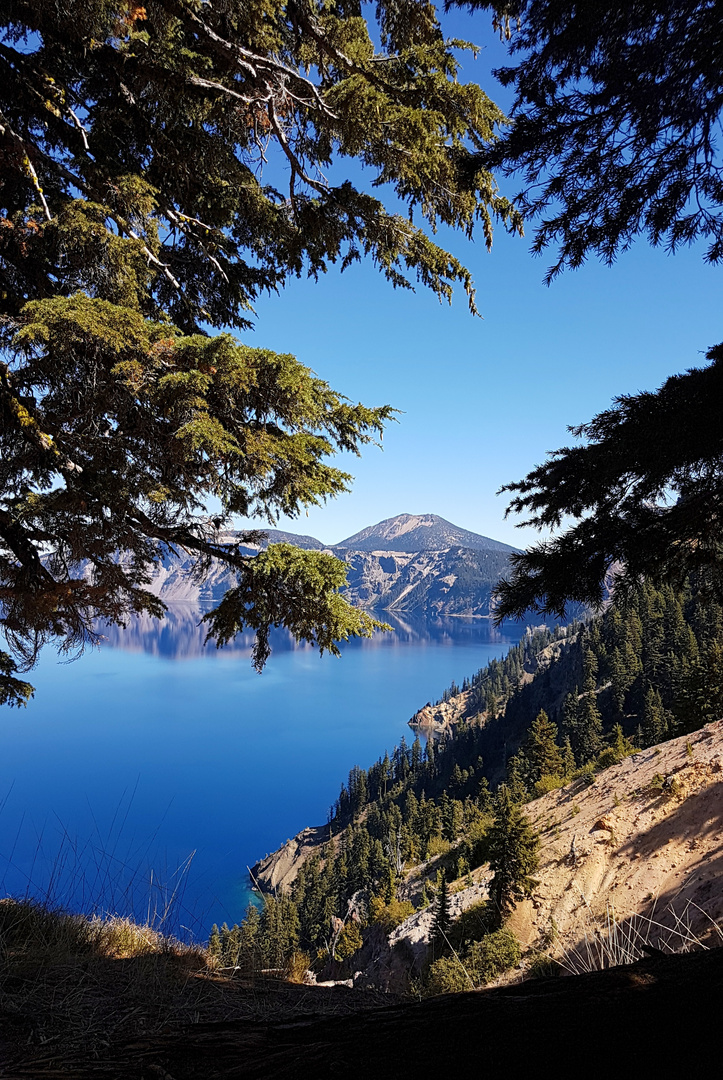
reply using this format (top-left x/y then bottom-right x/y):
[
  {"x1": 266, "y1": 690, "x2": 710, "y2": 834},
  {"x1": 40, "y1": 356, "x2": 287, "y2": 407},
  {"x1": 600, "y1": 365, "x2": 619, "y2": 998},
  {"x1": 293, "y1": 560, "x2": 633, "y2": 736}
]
[
  {"x1": 431, "y1": 873, "x2": 452, "y2": 951},
  {"x1": 0, "y1": 0, "x2": 522, "y2": 705},
  {"x1": 525, "y1": 709, "x2": 563, "y2": 783},
  {"x1": 487, "y1": 785, "x2": 539, "y2": 929},
  {"x1": 476, "y1": 1, "x2": 723, "y2": 620}
]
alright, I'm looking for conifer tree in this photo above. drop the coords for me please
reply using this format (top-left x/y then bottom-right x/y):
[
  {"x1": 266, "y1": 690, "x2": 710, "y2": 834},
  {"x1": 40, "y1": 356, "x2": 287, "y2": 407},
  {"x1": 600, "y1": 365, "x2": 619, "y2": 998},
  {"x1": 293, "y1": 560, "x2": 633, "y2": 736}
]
[
  {"x1": 642, "y1": 688, "x2": 669, "y2": 748},
  {"x1": 561, "y1": 737, "x2": 576, "y2": 779},
  {"x1": 432, "y1": 873, "x2": 453, "y2": 951},
  {"x1": 478, "y1": 1, "x2": 723, "y2": 620},
  {"x1": 411, "y1": 736, "x2": 423, "y2": 774},
  {"x1": 487, "y1": 785, "x2": 539, "y2": 929},
  {"x1": 576, "y1": 692, "x2": 604, "y2": 764},
  {"x1": 208, "y1": 924, "x2": 221, "y2": 960},
  {"x1": 525, "y1": 709, "x2": 563, "y2": 782},
  {"x1": 0, "y1": 0, "x2": 522, "y2": 704}
]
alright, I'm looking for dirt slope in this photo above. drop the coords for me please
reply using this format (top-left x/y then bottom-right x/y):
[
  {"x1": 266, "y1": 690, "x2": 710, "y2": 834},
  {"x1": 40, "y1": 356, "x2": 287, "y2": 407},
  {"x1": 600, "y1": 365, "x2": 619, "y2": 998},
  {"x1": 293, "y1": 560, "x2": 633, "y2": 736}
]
[{"x1": 509, "y1": 720, "x2": 723, "y2": 959}]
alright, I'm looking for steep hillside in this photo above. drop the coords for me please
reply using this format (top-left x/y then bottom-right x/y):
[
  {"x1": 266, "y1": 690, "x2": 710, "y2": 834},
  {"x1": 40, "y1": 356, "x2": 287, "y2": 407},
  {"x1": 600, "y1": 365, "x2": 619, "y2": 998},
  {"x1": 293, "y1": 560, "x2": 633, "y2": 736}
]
[
  {"x1": 390, "y1": 722, "x2": 723, "y2": 977},
  {"x1": 253, "y1": 723, "x2": 723, "y2": 994},
  {"x1": 244, "y1": 577, "x2": 723, "y2": 996},
  {"x1": 336, "y1": 513, "x2": 519, "y2": 554},
  {"x1": 336, "y1": 546, "x2": 513, "y2": 615},
  {"x1": 510, "y1": 720, "x2": 723, "y2": 960}
]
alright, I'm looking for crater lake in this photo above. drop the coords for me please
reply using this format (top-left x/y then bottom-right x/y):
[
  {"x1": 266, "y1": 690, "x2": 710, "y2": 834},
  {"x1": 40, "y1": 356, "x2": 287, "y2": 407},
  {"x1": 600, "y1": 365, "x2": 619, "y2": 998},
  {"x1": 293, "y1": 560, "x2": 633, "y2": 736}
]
[{"x1": 1, "y1": 608, "x2": 528, "y2": 936}]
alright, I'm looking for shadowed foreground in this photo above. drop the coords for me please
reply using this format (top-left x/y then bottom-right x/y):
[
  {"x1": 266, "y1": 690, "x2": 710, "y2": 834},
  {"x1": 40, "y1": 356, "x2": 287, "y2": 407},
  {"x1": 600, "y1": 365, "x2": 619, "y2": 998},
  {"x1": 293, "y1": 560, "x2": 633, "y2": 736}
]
[{"x1": 5, "y1": 946, "x2": 722, "y2": 1078}]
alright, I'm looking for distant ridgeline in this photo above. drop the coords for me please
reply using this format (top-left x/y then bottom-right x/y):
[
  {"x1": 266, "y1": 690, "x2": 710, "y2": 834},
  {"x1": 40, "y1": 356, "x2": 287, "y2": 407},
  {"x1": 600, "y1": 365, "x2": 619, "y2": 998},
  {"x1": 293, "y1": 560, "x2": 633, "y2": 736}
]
[
  {"x1": 134, "y1": 513, "x2": 524, "y2": 617},
  {"x1": 215, "y1": 576, "x2": 723, "y2": 981}
]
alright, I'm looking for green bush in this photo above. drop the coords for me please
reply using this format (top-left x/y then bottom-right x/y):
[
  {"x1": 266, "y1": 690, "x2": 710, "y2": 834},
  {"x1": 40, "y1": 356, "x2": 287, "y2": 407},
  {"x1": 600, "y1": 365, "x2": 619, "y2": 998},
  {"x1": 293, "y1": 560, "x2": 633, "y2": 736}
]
[
  {"x1": 446, "y1": 899, "x2": 490, "y2": 952},
  {"x1": 426, "y1": 928, "x2": 521, "y2": 994},
  {"x1": 460, "y1": 815, "x2": 492, "y2": 869},
  {"x1": 526, "y1": 950, "x2": 562, "y2": 979},
  {"x1": 467, "y1": 928, "x2": 521, "y2": 985},
  {"x1": 334, "y1": 920, "x2": 363, "y2": 960},
  {"x1": 368, "y1": 897, "x2": 415, "y2": 933},
  {"x1": 426, "y1": 956, "x2": 474, "y2": 995},
  {"x1": 532, "y1": 774, "x2": 564, "y2": 797},
  {"x1": 573, "y1": 762, "x2": 596, "y2": 786}
]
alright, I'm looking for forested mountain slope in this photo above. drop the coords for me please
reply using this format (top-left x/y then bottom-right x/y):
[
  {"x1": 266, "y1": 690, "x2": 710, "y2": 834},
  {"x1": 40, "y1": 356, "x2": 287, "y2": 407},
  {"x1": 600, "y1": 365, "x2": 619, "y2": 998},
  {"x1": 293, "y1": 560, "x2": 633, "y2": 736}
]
[{"x1": 241, "y1": 576, "x2": 723, "y2": 992}]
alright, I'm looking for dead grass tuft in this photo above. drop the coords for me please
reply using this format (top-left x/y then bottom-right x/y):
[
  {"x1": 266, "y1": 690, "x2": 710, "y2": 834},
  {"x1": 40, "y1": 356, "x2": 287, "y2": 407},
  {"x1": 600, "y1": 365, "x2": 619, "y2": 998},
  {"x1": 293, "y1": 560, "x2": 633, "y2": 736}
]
[{"x1": 0, "y1": 898, "x2": 396, "y2": 1075}]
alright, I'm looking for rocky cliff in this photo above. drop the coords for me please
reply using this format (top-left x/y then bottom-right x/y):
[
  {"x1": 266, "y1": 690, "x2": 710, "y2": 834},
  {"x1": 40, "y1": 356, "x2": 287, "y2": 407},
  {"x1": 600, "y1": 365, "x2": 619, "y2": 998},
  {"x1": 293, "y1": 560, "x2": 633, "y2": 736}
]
[
  {"x1": 336, "y1": 545, "x2": 512, "y2": 615},
  {"x1": 101, "y1": 514, "x2": 520, "y2": 616}
]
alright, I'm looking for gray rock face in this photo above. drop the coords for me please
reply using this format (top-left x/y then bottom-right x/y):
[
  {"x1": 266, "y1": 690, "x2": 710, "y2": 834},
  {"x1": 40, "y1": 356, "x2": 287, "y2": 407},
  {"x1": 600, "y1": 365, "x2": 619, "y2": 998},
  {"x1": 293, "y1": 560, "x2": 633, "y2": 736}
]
[
  {"x1": 337, "y1": 546, "x2": 513, "y2": 615},
  {"x1": 251, "y1": 825, "x2": 331, "y2": 893},
  {"x1": 95, "y1": 515, "x2": 518, "y2": 616}
]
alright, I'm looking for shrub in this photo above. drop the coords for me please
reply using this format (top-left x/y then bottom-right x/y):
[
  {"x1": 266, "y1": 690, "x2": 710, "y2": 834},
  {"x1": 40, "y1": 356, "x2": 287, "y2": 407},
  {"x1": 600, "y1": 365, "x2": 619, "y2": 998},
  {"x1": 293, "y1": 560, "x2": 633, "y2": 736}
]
[
  {"x1": 446, "y1": 900, "x2": 490, "y2": 952},
  {"x1": 648, "y1": 772, "x2": 680, "y2": 797},
  {"x1": 526, "y1": 951, "x2": 562, "y2": 979},
  {"x1": 426, "y1": 928, "x2": 522, "y2": 994},
  {"x1": 596, "y1": 748, "x2": 619, "y2": 770},
  {"x1": 368, "y1": 897, "x2": 415, "y2": 933},
  {"x1": 467, "y1": 928, "x2": 521, "y2": 985},
  {"x1": 460, "y1": 816, "x2": 492, "y2": 869},
  {"x1": 334, "y1": 920, "x2": 363, "y2": 961},
  {"x1": 286, "y1": 951, "x2": 311, "y2": 984},
  {"x1": 426, "y1": 836, "x2": 451, "y2": 858},
  {"x1": 426, "y1": 956, "x2": 473, "y2": 995},
  {"x1": 573, "y1": 762, "x2": 596, "y2": 786},
  {"x1": 533, "y1": 774, "x2": 564, "y2": 797}
]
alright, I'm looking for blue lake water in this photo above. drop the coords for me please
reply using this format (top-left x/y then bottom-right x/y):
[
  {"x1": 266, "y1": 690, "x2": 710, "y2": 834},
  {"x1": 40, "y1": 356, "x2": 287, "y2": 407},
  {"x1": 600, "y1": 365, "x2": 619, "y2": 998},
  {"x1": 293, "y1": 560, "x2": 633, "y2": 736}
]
[{"x1": 0, "y1": 607, "x2": 526, "y2": 937}]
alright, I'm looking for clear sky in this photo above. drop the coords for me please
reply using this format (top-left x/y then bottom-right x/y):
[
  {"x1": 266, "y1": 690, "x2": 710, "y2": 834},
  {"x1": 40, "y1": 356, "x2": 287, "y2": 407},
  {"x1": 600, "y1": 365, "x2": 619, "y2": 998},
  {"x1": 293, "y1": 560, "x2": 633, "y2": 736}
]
[{"x1": 236, "y1": 9, "x2": 722, "y2": 551}]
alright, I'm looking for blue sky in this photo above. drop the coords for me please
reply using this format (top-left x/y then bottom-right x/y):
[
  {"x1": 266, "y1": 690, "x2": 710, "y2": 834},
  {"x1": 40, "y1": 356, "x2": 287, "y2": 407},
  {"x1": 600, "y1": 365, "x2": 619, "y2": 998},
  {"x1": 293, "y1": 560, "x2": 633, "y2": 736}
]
[{"x1": 236, "y1": 9, "x2": 722, "y2": 550}]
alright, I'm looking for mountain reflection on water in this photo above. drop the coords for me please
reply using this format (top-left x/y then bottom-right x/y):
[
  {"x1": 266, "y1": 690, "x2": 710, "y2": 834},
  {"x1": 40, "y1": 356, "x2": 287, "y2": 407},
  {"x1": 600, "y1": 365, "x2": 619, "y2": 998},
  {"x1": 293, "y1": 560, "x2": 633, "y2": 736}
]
[
  {"x1": 99, "y1": 604, "x2": 520, "y2": 661},
  {"x1": 2, "y1": 607, "x2": 529, "y2": 936}
]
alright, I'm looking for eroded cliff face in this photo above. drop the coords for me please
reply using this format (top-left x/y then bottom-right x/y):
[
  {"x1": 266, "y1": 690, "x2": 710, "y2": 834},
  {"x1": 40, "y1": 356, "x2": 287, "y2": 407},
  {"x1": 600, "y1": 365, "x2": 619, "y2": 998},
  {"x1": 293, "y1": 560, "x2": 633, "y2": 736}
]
[
  {"x1": 508, "y1": 720, "x2": 723, "y2": 962},
  {"x1": 407, "y1": 689, "x2": 477, "y2": 737},
  {"x1": 338, "y1": 547, "x2": 511, "y2": 615},
  {"x1": 251, "y1": 825, "x2": 331, "y2": 894},
  {"x1": 251, "y1": 722, "x2": 723, "y2": 992}
]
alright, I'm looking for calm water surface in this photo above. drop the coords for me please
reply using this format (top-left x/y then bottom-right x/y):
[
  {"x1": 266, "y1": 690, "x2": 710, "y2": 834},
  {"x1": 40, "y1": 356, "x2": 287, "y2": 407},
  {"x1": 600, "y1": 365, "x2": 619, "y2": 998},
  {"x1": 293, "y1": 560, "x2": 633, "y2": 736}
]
[{"x1": 1, "y1": 608, "x2": 525, "y2": 935}]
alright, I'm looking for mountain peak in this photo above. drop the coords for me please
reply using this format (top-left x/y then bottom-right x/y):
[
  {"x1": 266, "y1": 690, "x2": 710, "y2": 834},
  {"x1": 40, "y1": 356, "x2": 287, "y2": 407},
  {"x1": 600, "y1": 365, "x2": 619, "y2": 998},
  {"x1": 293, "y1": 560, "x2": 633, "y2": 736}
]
[{"x1": 334, "y1": 514, "x2": 519, "y2": 554}]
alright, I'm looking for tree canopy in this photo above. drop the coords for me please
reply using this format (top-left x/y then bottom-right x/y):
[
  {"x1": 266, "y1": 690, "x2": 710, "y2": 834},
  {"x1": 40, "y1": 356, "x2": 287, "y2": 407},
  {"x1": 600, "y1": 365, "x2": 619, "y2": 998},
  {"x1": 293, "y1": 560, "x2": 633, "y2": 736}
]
[
  {"x1": 464, "y1": 0, "x2": 723, "y2": 278},
  {"x1": 486, "y1": 783, "x2": 539, "y2": 927},
  {"x1": 0, "y1": 0, "x2": 522, "y2": 705},
  {"x1": 465, "y1": 0, "x2": 723, "y2": 619},
  {"x1": 495, "y1": 344, "x2": 723, "y2": 620}
]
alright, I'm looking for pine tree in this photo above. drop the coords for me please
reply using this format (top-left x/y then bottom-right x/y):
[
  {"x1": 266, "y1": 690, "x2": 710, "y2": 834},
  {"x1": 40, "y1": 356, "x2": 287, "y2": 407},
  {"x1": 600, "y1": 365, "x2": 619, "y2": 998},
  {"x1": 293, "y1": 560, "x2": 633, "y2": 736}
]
[
  {"x1": 431, "y1": 873, "x2": 452, "y2": 951},
  {"x1": 482, "y1": 1, "x2": 723, "y2": 621},
  {"x1": 576, "y1": 692, "x2": 604, "y2": 764},
  {"x1": 477, "y1": 776, "x2": 493, "y2": 812},
  {"x1": 411, "y1": 736, "x2": 423, "y2": 774},
  {"x1": 525, "y1": 709, "x2": 563, "y2": 783},
  {"x1": 561, "y1": 737, "x2": 576, "y2": 779},
  {"x1": 487, "y1": 785, "x2": 539, "y2": 929},
  {"x1": 208, "y1": 924, "x2": 221, "y2": 960},
  {"x1": 0, "y1": 0, "x2": 522, "y2": 705},
  {"x1": 642, "y1": 688, "x2": 669, "y2": 748}
]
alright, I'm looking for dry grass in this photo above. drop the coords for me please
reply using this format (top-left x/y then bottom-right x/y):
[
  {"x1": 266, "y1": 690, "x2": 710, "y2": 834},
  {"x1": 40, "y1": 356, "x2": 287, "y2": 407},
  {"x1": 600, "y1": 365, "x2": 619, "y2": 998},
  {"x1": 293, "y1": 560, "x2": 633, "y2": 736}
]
[
  {"x1": 553, "y1": 898, "x2": 723, "y2": 975},
  {"x1": 0, "y1": 898, "x2": 397, "y2": 1075}
]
